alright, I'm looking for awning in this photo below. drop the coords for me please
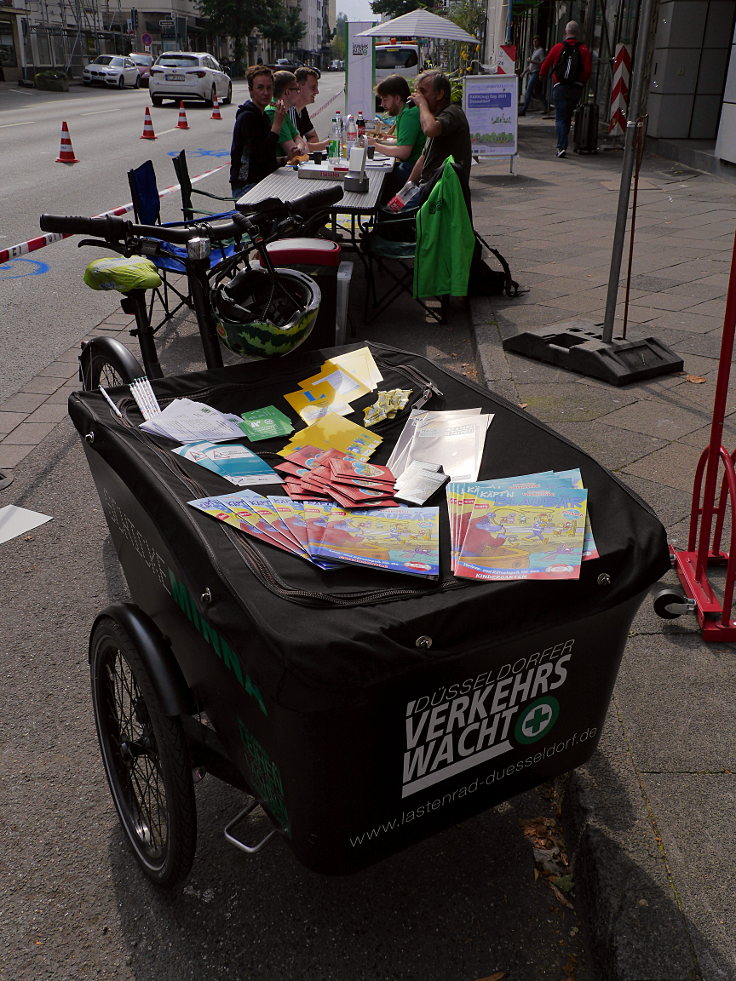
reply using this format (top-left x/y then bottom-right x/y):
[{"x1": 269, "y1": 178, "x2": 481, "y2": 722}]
[{"x1": 357, "y1": 10, "x2": 478, "y2": 44}]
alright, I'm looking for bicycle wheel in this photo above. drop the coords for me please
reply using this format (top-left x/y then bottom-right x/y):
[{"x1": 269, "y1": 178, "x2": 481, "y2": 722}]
[
  {"x1": 90, "y1": 615, "x2": 197, "y2": 887},
  {"x1": 80, "y1": 337, "x2": 143, "y2": 391}
]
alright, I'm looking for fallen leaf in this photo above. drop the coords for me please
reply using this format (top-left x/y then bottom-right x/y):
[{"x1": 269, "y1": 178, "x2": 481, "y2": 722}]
[
  {"x1": 518, "y1": 402, "x2": 528, "y2": 409},
  {"x1": 475, "y1": 973, "x2": 506, "y2": 981},
  {"x1": 686, "y1": 375, "x2": 706, "y2": 384},
  {"x1": 549, "y1": 882, "x2": 574, "y2": 909},
  {"x1": 550, "y1": 873, "x2": 574, "y2": 894}
]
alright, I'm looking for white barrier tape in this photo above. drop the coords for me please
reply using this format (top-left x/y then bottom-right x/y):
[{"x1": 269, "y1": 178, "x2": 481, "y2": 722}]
[{"x1": 0, "y1": 162, "x2": 228, "y2": 266}]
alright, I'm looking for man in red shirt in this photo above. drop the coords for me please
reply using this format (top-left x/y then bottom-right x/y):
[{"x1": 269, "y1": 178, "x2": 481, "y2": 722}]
[{"x1": 539, "y1": 21, "x2": 592, "y2": 158}]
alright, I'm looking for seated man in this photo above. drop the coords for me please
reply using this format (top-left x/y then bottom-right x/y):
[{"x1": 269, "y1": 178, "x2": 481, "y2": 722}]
[
  {"x1": 406, "y1": 70, "x2": 471, "y2": 191},
  {"x1": 265, "y1": 70, "x2": 302, "y2": 159},
  {"x1": 289, "y1": 67, "x2": 328, "y2": 150},
  {"x1": 229, "y1": 65, "x2": 287, "y2": 197},
  {"x1": 368, "y1": 74, "x2": 426, "y2": 190}
]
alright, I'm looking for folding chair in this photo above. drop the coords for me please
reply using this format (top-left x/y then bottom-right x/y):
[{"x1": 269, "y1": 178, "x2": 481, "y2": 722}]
[
  {"x1": 172, "y1": 149, "x2": 239, "y2": 221},
  {"x1": 361, "y1": 161, "x2": 469, "y2": 326},
  {"x1": 127, "y1": 159, "x2": 238, "y2": 333}
]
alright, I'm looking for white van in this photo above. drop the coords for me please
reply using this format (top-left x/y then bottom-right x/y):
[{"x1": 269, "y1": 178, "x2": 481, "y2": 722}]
[{"x1": 374, "y1": 43, "x2": 421, "y2": 84}]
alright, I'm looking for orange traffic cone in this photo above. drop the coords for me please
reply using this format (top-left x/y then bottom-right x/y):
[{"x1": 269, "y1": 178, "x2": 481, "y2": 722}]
[
  {"x1": 55, "y1": 121, "x2": 79, "y2": 164},
  {"x1": 140, "y1": 106, "x2": 157, "y2": 140},
  {"x1": 177, "y1": 101, "x2": 189, "y2": 129},
  {"x1": 211, "y1": 95, "x2": 222, "y2": 120}
]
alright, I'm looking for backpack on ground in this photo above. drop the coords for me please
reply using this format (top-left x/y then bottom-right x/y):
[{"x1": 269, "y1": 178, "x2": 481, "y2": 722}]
[
  {"x1": 467, "y1": 234, "x2": 520, "y2": 298},
  {"x1": 554, "y1": 41, "x2": 583, "y2": 84}
]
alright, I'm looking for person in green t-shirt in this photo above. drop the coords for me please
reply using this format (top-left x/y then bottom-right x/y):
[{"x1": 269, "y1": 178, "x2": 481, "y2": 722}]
[
  {"x1": 264, "y1": 70, "x2": 303, "y2": 159},
  {"x1": 368, "y1": 74, "x2": 426, "y2": 191}
]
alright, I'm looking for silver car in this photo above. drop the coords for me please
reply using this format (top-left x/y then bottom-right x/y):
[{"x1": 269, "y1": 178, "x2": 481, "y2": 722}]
[
  {"x1": 149, "y1": 52, "x2": 232, "y2": 107},
  {"x1": 83, "y1": 55, "x2": 141, "y2": 89}
]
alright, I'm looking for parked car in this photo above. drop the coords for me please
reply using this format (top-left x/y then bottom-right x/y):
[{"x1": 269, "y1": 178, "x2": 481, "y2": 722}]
[
  {"x1": 269, "y1": 58, "x2": 300, "y2": 71},
  {"x1": 328, "y1": 59, "x2": 344, "y2": 71},
  {"x1": 129, "y1": 52, "x2": 153, "y2": 87},
  {"x1": 83, "y1": 55, "x2": 140, "y2": 89},
  {"x1": 149, "y1": 52, "x2": 232, "y2": 107}
]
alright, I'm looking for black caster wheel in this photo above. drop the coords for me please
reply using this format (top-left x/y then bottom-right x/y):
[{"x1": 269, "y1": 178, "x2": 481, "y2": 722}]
[{"x1": 652, "y1": 587, "x2": 689, "y2": 620}]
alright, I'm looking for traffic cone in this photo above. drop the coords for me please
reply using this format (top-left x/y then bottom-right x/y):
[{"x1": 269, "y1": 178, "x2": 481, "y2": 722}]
[
  {"x1": 140, "y1": 106, "x2": 157, "y2": 140},
  {"x1": 177, "y1": 101, "x2": 189, "y2": 129},
  {"x1": 55, "y1": 121, "x2": 79, "y2": 164},
  {"x1": 211, "y1": 95, "x2": 222, "y2": 120}
]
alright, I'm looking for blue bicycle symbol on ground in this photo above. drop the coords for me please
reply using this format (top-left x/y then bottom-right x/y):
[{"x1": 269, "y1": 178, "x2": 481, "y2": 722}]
[
  {"x1": 0, "y1": 257, "x2": 49, "y2": 279},
  {"x1": 166, "y1": 147, "x2": 230, "y2": 158}
]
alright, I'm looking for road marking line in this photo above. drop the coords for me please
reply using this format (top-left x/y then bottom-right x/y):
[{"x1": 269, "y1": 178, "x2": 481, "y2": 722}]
[
  {"x1": 0, "y1": 120, "x2": 35, "y2": 127},
  {"x1": 81, "y1": 109, "x2": 124, "y2": 116},
  {"x1": 156, "y1": 127, "x2": 180, "y2": 135}
]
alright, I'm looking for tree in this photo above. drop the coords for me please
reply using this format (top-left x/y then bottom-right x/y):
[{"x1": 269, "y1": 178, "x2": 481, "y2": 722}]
[
  {"x1": 261, "y1": 2, "x2": 305, "y2": 56},
  {"x1": 370, "y1": 0, "x2": 439, "y2": 19},
  {"x1": 447, "y1": 0, "x2": 485, "y2": 41},
  {"x1": 197, "y1": 0, "x2": 268, "y2": 67},
  {"x1": 332, "y1": 12, "x2": 347, "y2": 59}
]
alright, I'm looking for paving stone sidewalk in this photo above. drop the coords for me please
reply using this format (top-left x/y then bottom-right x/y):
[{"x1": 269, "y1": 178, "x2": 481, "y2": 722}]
[{"x1": 469, "y1": 114, "x2": 736, "y2": 980}]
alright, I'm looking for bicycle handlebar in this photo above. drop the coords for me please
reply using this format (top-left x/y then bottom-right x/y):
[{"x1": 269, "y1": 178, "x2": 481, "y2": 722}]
[{"x1": 40, "y1": 184, "x2": 344, "y2": 244}]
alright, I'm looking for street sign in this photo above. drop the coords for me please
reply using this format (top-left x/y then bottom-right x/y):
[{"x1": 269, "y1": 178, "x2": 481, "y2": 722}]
[
  {"x1": 159, "y1": 19, "x2": 174, "y2": 29},
  {"x1": 141, "y1": 31, "x2": 152, "y2": 45}
]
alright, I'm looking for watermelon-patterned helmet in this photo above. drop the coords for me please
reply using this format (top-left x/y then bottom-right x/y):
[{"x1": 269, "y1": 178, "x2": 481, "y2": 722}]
[{"x1": 212, "y1": 266, "x2": 321, "y2": 358}]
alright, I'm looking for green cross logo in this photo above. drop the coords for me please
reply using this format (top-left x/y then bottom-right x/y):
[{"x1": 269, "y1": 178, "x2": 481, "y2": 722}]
[{"x1": 515, "y1": 696, "x2": 560, "y2": 744}]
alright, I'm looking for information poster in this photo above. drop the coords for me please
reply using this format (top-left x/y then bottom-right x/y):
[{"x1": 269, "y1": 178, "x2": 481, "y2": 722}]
[
  {"x1": 345, "y1": 21, "x2": 375, "y2": 118},
  {"x1": 463, "y1": 74, "x2": 518, "y2": 158}
]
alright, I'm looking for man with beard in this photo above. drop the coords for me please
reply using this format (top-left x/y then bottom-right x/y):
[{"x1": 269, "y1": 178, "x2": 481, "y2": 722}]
[{"x1": 368, "y1": 73, "x2": 426, "y2": 190}]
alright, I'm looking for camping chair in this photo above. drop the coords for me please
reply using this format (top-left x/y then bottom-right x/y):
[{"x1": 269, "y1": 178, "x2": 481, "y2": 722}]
[
  {"x1": 172, "y1": 149, "x2": 239, "y2": 221},
  {"x1": 360, "y1": 160, "x2": 470, "y2": 326},
  {"x1": 127, "y1": 159, "x2": 238, "y2": 332}
]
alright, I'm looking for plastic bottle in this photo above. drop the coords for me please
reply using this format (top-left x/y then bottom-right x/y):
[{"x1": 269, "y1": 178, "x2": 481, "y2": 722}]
[
  {"x1": 356, "y1": 110, "x2": 366, "y2": 146},
  {"x1": 387, "y1": 180, "x2": 421, "y2": 213},
  {"x1": 328, "y1": 116, "x2": 341, "y2": 165},
  {"x1": 345, "y1": 114, "x2": 358, "y2": 162},
  {"x1": 334, "y1": 109, "x2": 344, "y2": 158}
]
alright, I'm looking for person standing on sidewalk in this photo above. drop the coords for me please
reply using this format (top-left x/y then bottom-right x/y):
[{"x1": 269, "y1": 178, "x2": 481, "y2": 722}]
[
  {"x1": 519, "y1": 35, "x2": 546, "y2": 116},
  {"x1": 539, "y1": 21, "x2": 592, "y2": 157}
]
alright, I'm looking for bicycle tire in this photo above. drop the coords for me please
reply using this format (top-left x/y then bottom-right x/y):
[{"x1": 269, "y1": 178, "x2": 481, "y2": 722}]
[
  {"x1": 80, "y1": 337, "x2": 143, "y2": 391},
  {"x1": 90, "y1": 615, "x2": 197, "y2": 888}
]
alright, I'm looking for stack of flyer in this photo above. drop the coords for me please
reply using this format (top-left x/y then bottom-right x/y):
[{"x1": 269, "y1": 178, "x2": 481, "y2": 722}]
[
  {"x1": 388, "y1": 408, "x2": 494, "y2": 483},
  {"x1": 447, "y1": 469, "x2": 597, "y2": 581},
  {"x1": 187, "y1": 489, "x2": 440, "y2": 578},
  {"x1": 274, "y1": 445, "x2": 399, "y2": 507},
  {"x1": 279, "y1": 413, "x2": 382, "y2": 464},
  {"x1": 283, "y1": 348, "x2": 382, "y2": 424},
  {"x1": 173, "y1": 441, "x2": 282, "y2": 487}
]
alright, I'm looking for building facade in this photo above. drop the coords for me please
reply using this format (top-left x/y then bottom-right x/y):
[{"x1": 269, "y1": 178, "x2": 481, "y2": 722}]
[
  {"x1": 486, "y1": 0, "x2": 736, "y2": 172},
  {"x1": 1, "y1": 0, "x2": 329, "y2": 79}
]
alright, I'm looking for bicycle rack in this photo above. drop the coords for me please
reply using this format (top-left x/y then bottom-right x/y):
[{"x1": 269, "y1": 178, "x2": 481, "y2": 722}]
[
  {"x1": 669, "y1": 233, "x2": 736, "y2": 641},
  {"x1": 223, "y1": 798, "x2": 280, "y2": 856}
]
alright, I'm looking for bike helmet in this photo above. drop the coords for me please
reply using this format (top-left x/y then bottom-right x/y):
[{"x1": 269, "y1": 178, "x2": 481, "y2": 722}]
[{"x1": 212, "y1": 266, "x2": 321, "y2": 358}]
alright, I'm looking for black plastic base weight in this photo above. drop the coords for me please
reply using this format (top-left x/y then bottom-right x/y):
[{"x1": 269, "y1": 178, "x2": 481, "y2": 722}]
[{"x1": 502, "y1": 320, "x2": 684, "y2": 386}]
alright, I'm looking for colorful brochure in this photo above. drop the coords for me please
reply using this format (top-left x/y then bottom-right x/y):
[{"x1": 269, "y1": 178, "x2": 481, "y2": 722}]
[
  {"x1": 279, "y1": 413, "x2": 382, "y2": 462},
  {"x1": 454, "y1": 483, "x2": 588, "y2": 581},
  {"x1": 311, "y1": 507, "x2": 440, "y2": 578},
  {"x1": 173, "y1": 441, "x2": 282, "y2": 486},
  {"x1": 239, "y1": 405, "x2": 294, "y2": 441}
]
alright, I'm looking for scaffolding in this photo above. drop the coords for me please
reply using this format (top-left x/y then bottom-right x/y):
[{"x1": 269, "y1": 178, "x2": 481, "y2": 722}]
[{"x1": 25, "y1": 0, "x2": 129, "y2": 75}]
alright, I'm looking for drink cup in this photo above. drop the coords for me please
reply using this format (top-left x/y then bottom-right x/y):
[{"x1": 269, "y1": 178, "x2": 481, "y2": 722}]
[{"x1": 366, "y1": 146, "x2": 375, "y2": 159}]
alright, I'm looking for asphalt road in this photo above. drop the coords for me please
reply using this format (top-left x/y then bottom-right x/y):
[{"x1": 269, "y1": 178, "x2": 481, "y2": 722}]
[
  {"x1": 0, "y1": 71, "x2": 346, "y2": 402},
  {"x1": 1, "y1": 73, "x2": 597, "y2": 980}
]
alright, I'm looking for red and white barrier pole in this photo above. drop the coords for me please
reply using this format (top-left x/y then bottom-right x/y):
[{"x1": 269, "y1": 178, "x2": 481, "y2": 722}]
[{"x1": 609, "y1": 44, "x2": 631, "y2": 135}]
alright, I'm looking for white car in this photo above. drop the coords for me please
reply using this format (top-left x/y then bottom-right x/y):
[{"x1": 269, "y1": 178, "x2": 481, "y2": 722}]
[
  {"x1": 149, "y1": 52, "x2": 232, "y2": 107},
  {"x1": 83, "y1": 55, "x2": 141, "y2": 88}
]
